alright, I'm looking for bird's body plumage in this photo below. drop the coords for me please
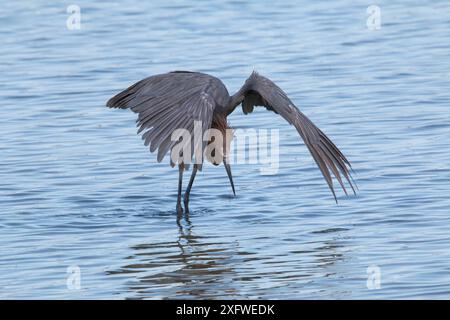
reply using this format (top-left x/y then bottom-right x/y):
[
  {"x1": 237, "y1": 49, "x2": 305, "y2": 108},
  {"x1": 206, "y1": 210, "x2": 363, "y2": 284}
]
[{"x1": 107, "y1": 71, "x2": 355, "y2": 213}]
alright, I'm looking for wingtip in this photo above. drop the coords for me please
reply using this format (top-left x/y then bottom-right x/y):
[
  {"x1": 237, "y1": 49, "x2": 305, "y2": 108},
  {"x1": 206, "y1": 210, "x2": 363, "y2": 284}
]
[
  {"x1": 330, "y1": 187, "x2": 338, "y2": 204},
  {"x1": 106, "y1": 98, "x2": 114, "y2": 108},
  {"x1": 106, "y1": 95, "x2": 124, "y2": 109}
]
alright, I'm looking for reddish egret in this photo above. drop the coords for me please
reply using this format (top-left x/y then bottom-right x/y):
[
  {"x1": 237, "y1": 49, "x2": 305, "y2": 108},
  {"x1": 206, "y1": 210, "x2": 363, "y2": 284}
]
[{"x1": 107, "y1": 71, "x2": 355, "y2": 214}]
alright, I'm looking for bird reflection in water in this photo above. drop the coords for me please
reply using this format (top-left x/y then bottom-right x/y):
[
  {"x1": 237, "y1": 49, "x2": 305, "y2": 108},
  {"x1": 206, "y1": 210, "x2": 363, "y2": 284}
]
[
  {"x1": 107, "y1": 211, "x2": 351, "y2": 299},
  {"x1": 108, "y1": 212, "x2": 242, "y2": 299}
]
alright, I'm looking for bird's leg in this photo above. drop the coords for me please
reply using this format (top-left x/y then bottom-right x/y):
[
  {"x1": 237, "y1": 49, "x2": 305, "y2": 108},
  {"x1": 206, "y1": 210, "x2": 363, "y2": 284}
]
[
  {"x1": 176, "y1": 164, "x2": 184, "y2": 216},
  {"x1": 184, "y1": 164, "x2": 198, "y2": 213}
]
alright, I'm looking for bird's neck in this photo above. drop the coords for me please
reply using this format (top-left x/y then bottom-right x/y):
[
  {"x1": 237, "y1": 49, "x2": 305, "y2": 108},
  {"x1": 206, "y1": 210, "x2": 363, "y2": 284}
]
[
  {"x1": 226, "y1": 92, "x2": 243, "y2": 115},
  {"x1": 211, "y1": 114, "x2": 229, "y2": 135}
]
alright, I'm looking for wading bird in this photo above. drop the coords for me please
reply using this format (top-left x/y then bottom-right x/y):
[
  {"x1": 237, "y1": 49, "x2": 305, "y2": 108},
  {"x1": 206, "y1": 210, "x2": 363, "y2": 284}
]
[{"x1": 107, "y1": 71, "x2": 355, "y2": 214}]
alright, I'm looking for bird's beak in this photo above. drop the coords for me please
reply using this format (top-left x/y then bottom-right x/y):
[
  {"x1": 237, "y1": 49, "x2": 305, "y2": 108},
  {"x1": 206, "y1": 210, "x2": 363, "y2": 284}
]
[{"x1": 224, "y1": 160, "x2": 236, "y2": 196}]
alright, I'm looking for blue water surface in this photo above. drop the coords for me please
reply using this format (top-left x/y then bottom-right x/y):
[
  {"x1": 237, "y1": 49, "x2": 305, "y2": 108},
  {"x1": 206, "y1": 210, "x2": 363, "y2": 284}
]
[{"x1": 1, "y1": 0, "x2": 450, "y2": 299}]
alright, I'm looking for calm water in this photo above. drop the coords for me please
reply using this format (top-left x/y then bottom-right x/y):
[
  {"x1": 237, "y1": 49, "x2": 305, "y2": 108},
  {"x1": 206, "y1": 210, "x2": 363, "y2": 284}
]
[{"x1": 1, "y1": 0, "x2": 450, "y2": 299}]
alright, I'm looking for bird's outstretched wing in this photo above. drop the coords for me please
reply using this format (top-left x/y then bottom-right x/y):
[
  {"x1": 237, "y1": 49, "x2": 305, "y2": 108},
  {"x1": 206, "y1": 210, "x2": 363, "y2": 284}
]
[
  {"x1": 107, "y1": 71, "x2": 229, "y2": 165},
  {"x1": 228, "y1": 71, "x2": 355, "y2": 200}
]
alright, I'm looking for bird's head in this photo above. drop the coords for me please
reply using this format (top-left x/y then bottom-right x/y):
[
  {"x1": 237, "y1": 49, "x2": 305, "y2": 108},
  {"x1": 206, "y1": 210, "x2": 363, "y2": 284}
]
[
  {"x1": 204, "y1": 126, "x2": 236, "y2": 196},
  {"x1": 205, "y1": 128, "x2": 234, "y2": 166},
  {"x1": 205, "y1": 116, "x2": 234, "y2": 165}
]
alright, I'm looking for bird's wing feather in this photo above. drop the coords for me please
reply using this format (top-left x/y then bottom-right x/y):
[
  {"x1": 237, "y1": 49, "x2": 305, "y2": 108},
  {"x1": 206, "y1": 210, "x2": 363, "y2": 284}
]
[
  {"x1": 230, "y1": 71, "x2": 355, "y2": 200},
  {"x1": 107, "y1": 71, "x2": 227, "y2": 165}
]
